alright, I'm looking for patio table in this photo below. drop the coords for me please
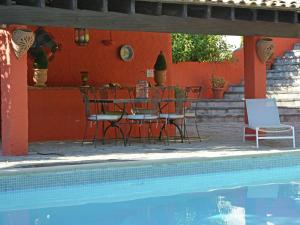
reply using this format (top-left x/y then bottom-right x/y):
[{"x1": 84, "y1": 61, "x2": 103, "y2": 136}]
[{"x1": 90, "y1": 98, "x2": 200, "y2": 144}]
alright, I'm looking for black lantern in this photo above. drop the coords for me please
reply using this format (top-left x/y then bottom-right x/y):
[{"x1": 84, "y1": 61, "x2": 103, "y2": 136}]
[{"x1": 74, "y1": 28, "x2": 89, "y2": 46}]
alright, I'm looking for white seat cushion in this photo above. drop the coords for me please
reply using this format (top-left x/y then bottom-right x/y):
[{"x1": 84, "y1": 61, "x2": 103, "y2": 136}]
[
  {"x1": 88, "y1": 114, "x2": 121, "y2": 121},
  {"x1": 159, "y1": 113, "x2": 184, "y2": 119},
  {"x1": 127, "y1": 114, "x2": 158, "y2": 120}
]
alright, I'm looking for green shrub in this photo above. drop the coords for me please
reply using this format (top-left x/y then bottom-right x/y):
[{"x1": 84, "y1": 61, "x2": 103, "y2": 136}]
[
  {"x1": 172, "y1": 34, "x2": 233, "y2": 63},
  {"x1": 154, "y1": 51, "x2": 167, "y2": 71},
  {"x1": 33, "y1": 48, "x2": 48, "y2": 69}
]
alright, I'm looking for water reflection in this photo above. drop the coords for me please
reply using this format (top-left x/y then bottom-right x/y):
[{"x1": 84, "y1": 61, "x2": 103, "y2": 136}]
[{"x1": 1, "y1": 183, "x2": 300, "y2": 225}]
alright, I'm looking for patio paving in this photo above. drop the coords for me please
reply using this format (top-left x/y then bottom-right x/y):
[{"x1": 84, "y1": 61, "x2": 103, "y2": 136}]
[{"x1": 0, "y1": 122, "x2": 299, "y2": 170}]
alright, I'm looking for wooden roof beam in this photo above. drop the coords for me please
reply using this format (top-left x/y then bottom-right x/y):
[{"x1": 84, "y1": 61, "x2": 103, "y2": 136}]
[
  {"x1": 13, "y1": 0, "x2": 45, "y2": 7},
  {"x1": 77, "y1": 0, "x2": 107, "y2": 12},
  {"x1": 0, "y1": 5, "x2": 299, "y2": 37},
  {"x1": 135, "y1": 1, "x2": 161, "y2": 15},
  {"x1": 47, "y1": 0, "x2": 77, "y2": 9},
  {"x1": 108, "y1": 0, "x2": 135, "y2": 14}
]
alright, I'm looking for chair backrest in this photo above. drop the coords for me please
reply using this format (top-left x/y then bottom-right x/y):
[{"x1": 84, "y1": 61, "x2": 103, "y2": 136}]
[
  {"x1": 245, "y1": 98, "x2": 281, "y2": 128},
  {"x1": 174, "y1": 87, "x2": 187, "y2": 114},
  {"x1": 80, "y1": 86, "x2": 97, "y2": 118},
  {"x1": 186, "y1": 86, "x2": 202, "y2": 99}
]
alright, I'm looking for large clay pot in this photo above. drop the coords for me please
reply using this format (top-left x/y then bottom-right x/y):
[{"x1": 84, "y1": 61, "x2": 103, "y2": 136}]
[
  {"x1": 256, "y1": 38, "x2": 274, "y2": 63},
  {"x1": 33, "y1": 69, "x2": 48, "y2": 87},
  {"x1": 154, "y1": 70, "x2": 167, "y2": 86},
  {"x1": 212, "y1": 88, "x2": 225, "y2": 99}
]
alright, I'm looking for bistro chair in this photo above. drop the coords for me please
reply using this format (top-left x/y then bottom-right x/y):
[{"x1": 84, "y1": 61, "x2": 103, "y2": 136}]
[
  {"x1": 126, "y1": 86, "x2": 163, "y2": 145},
  {"x1": 158, "y1": 86, "x2": 186, "y2": 143},
  {"x1": 184, "y1": 86, "x2": 202, "y2": 141},
  {"x1": 79, "y1": 86, "x2": 126, "y2": 147}
]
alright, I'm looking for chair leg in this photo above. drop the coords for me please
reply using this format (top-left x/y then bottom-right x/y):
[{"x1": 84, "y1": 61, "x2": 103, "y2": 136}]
[
  {"x1": 183, "y1": 119, "x2": 190, "y2": 144},
  {"x1": 292, "y1": 127, "x2": 296, "y2": 148},
  {"x1": 194, "y1": 117, "x2": 201, "y2": 142},
  {"x1": 256, "y1": 128, "x2": 259, "y2": 149},
  {"x1": 127, "y1": 121, "x2": 133, "y2": 146},
  {"x1": 115, "y1": 125, "x2": 126, "y2": 146},
  {"x1": 94, "y1": 121, "x2": 99, "y2": 148},
  {"x1": 82, "y1": 121, "x2": 88, "y2": 146},
  {"x1": 172, "y1": 120, "x2": 184, "y2": 143},
  {"x1": 243, "y1": 127, "x2": 246, "y2": 142}
]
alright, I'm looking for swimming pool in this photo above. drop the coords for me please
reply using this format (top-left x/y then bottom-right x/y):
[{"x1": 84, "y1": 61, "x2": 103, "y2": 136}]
[{"x1": 1, "y1": 153, "x2": 300, "y2": 225}]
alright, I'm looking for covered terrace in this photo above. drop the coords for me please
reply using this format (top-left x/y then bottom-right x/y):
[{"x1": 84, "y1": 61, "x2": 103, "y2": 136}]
[{"x1": 0, "y1": 0, "x2": 300, "y2": 157}]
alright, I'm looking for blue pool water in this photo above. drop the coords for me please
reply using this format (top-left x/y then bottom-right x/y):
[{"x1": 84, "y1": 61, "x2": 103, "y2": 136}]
[{"x1": 1, "y1": 157, "x2": 300, "y2": 225}]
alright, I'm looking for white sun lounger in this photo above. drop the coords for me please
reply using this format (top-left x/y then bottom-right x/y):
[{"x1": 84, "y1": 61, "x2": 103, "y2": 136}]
[{"x1": 243, "y1": 98, "x2": 296, "y2": 148}]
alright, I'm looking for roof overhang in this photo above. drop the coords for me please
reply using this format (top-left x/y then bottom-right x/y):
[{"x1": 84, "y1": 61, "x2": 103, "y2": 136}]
[{"x1": 0, "y1": 0, "x2": 299, "y2": 37}]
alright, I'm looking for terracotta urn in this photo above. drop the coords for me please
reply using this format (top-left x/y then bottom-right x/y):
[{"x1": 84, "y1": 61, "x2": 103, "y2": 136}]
[
  {"x1": 33, "y1": 69, "x2": 48, "y2": 87},
  {"x1": 12, "y1": 29, "x2": 35, "y2": 59},
  {"x1": 256, "y1": 38, "x2": 274, "y2": 63},
  {"x1": 154, "y1": 70, "x2": 167, "y2": 86},
  {"x1": 212, "y1": 88, "x2": 225, "y2": 99}
]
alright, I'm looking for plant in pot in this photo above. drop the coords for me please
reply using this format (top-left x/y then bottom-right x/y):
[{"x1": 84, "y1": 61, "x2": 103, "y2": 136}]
[
  {"x1": 32, "y1": 48, "x2": 49, "y2": 87},
  {"x1": 211, "y1": 75, "x2": 226, "y2": 99},
  {"x1": 154, "y1": 51, "x2": 167, "y2": 86}
]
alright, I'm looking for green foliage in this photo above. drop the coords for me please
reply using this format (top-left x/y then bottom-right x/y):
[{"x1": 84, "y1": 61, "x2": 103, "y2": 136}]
[
  {"x1": 172, "y1": 34, "x2": 233, "y2": 63},
  {"x1": 33, "y1": 48, "x2": 48, "y2": 69},
  {"x1": 154, "y1": 51, "x2": 167, "y2": 71}
]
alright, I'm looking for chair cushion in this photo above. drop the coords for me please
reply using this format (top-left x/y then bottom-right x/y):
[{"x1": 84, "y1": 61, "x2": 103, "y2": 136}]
[
  {"x1": 159, "y1": 113, "x2": 184, "y2": 119},
  {"x1": 88, "y1": 114, "x2": 121, "y2": 121},
  {"x1": 127, "y1": 114, "x2": 158, "y2": 120}
]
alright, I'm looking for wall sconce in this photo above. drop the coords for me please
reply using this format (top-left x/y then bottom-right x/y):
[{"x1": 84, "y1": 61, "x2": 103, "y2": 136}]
[
  {"x1": 74, "y1": 28, "x2": 89, "y2": 46},
  {"x1": 102, "y1": 31, "x2": 113, "y2": 46}
]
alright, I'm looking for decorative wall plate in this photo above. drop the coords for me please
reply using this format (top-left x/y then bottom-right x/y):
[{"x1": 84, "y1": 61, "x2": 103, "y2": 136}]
[
  {"x1": 12, "y1": 29, "x2": 35, "y2": 59},
  {"x1": 120, "y1": 45, "x2": 134, "y2": 61}
]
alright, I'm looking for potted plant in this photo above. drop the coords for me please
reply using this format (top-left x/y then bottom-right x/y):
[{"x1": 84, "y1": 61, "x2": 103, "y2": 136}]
[
  {"x1": 32, "y1": 48, "x2": 49, "y2": 87},
  {"x1": 211, "y1": 75, "x2": 226, "y2": 98},
  {"x1": 154, "y1": 51, "x2": 167, "y2": 86}
]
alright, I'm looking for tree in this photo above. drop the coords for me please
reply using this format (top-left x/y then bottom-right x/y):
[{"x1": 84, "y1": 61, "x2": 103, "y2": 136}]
[{"x1": 171, "y1": 33, "x2": 233, "y2": 63}]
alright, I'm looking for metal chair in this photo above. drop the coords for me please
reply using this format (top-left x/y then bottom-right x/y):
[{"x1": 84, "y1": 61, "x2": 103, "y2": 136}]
[
  {"x1": 126, "y1": 87, "x2": 162, "y2": 145},
  {"x1": 159, "y1": 86, "x2": 186, "y2": 143},
  {"x1": 184, "y1": 86, "x2": 202, "y2": 141},
  {"x1": 80, "y1": 86, "x2": 126, "y2": 146}
]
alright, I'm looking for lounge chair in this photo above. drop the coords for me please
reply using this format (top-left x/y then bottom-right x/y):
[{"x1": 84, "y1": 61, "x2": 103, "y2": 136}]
[{"x1": 243, "y1": 98, "x2": 295, "y2": 148}]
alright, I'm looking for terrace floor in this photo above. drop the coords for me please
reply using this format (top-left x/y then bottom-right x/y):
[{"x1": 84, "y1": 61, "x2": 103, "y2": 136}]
[{"x1": 1, "y1": 122, "x2": 300, "y2": 170}]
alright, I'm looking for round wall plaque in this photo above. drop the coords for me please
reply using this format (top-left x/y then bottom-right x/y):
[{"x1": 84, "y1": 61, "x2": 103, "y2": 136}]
[{"x1": 120, "y1": 45, "x2": 134, "y2": 61}]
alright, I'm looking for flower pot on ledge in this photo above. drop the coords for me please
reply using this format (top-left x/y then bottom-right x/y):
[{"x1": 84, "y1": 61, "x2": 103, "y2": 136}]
[{"x1": 212, "y1": 88, "x2": 225, "y2": 99}]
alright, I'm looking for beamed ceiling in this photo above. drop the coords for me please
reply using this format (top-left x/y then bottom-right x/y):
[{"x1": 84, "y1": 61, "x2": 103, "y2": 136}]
[{"x1": 0, "y1": 0, "x2": 299, "y2": 37}]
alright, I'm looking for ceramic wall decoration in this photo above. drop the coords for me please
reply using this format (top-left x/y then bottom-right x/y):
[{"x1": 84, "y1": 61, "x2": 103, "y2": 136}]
[
  {"x1": 120, "y1": 45, "x2": 134, "y2": 61},
  {"x1": 256, "y1": 38, "x2": 274, "y2": 63},
  {"x1": 11, "y1": 29, "x2": 35, "y2": 59}
]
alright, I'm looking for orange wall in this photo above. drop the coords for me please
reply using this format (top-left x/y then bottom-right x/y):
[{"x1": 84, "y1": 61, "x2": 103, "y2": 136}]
[
  {"x1": 28, "y1": 27, "x2": 172, "y2": 87},
  {"x1": 28, "y1": 88, "x2": 84, "y2": 141},
  {"x1": 170, "y1": 50, "x2": 244, "y2": 98}
]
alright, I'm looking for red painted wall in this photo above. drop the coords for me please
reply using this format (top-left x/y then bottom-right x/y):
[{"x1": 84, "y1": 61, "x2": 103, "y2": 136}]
[
  {"x1": 28, "y1": 27, "x2": 172, "y2": 87},
  {"x1": 170, "y1": 50, "x2": 244, "y2": 98}
]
